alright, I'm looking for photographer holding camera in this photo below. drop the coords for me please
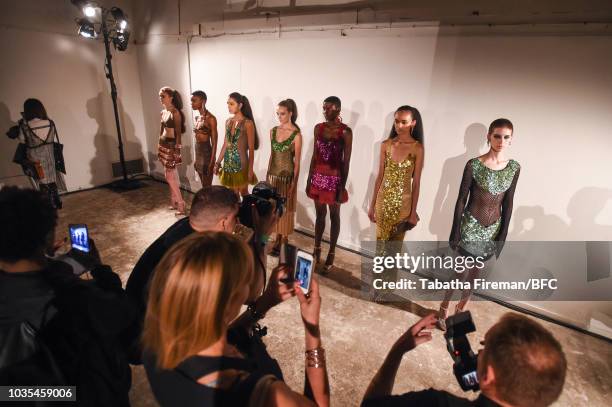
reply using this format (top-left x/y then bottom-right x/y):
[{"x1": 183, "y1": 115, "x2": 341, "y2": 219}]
[
  {"x1": 126, "y1": 183, "x2": 293, "y2": 368},
  {"x1": 362, "y1": 313, "x2": 567, "y2": 407}
]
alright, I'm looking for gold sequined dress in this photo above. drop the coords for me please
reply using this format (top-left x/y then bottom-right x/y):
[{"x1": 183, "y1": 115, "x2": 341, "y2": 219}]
[
  {"x1": 266, "y1": 127, "x2": 298, "y2": 236},
  {"x1": 375, "y1": 143, "x2": 417, "y2": 241}
]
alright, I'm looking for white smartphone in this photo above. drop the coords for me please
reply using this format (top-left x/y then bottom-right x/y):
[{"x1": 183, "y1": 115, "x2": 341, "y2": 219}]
[{"x1": 294, "y1": 250, "x2": 314, "y2": 294}]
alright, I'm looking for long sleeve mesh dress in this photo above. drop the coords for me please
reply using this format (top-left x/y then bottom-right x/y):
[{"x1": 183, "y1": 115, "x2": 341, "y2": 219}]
[{"x1": 449, "y1": 158, "x2": 520, "y2": 260}]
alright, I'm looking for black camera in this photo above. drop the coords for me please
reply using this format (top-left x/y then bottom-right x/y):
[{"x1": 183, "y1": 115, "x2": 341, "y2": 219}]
[
  {"x1": 444, "y1": 311, "x2": 480, "y2": 392},
  {"x1": 238, "y1": 182, "x2": 286, "y2": 229},
  {"x1": 6, "y1": 125, "x2": 20, "y2": 139}
]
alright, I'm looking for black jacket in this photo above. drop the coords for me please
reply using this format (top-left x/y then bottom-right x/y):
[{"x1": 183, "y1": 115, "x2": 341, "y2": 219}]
[{"x1": 0, "y1": 260, "x2": 138, "y2": 406}]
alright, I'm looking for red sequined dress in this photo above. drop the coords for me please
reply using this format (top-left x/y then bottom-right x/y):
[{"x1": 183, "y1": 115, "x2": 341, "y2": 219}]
[{"x1": 306, "y1": 122, "x2": 349, "y2": 204}]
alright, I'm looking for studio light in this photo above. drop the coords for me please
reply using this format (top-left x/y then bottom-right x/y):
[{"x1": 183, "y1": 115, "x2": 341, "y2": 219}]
[
  {"x1": 113, "y1": 31, "x2": 130, "y2": 51},
  {"x1": 110, "y1": 7, "x2": 127, "y2": 31},
  {"x1": 70, "y1": 1, "x2": 140, "y2": 189},
  {"x1": 84, "y1": 5, "x2": 96, "y2": 17},
  {"x1": 77, "y1": 19, "x2": 96, "y2": 38}
]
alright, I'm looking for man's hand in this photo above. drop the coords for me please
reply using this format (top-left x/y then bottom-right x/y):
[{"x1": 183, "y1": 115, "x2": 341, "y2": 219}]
[
  {"x1": 392, "y1": 313, "x2": 437, "y2": 354},
  {"x1": 257, "y1": 265, "x2": 296, "y2": 313},
  {"x1": 251, "y1": 200, "x2": 279, "y2": 237}
]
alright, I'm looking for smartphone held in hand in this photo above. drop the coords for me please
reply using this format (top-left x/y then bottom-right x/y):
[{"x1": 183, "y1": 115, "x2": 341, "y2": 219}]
[
  {"x1": 69, "y1": 224, "x2": 90, "y2": 253},
  {"x1": 294, "y1": 250, "x2": 314, "y2": 294}
]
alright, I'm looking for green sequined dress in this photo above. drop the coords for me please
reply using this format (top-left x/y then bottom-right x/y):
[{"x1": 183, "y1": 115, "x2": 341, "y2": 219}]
[
  {"x1": 449, "y1": 158, "x2": 521, "y2": 259},
  {"x1": 220, "y1": 119, "x2": 257, "y2": 188}
]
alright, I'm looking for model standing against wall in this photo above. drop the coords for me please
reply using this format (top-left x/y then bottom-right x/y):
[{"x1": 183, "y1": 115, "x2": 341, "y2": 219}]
[
  {"x1": 158, "y1": 86, "x2": 186, "y2": 216},
  {"x1": 214, "y1": 92, "x2": 259, "y2": 196},
  {"x1": 266, "y1": 99, "x2": 303, "y2": 250},
  {"x1": 369, "y1": 105, "x2": 424, "y2": 242},
  {"x1": 306, "y1": 96, "x2": 353, "y2": 273},
  {"x1": 190, "y1": 90, "x2": 217, "y2": 187},
  {"x1": 438, "y1": 118, "x2": 520, "y2": 329}
]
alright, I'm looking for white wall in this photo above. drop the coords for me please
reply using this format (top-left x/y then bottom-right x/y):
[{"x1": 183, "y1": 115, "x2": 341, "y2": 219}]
[
  {"x1": 135, "y1": 36, "x2": 196, "y2": 189},
  {"x1": 0, "y1": 0, "x2": 148, "y2": 191},
  {"x1": 186, "y1": 26, "x2": 612, "y2": 247}
]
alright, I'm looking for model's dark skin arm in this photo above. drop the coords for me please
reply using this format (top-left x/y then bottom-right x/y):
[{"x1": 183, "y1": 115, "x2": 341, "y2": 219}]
[
  {"x1": 306, "y1": 124, "x2": 319, "y2": 193},
  {"x1": 407, "y1": 143, "x2": 424, "y2": 225},
  {"x1": 337, "y1": 127, "x2": 352, "y2": 203},
  {"x1": 208, "y1": 114, "x2": 218, "y2": 173}
]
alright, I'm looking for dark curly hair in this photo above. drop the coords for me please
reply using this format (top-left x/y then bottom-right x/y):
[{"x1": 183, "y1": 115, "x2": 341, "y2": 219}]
[{"x1": 0, "y1": 187, "x2": 57, "y2": 262}]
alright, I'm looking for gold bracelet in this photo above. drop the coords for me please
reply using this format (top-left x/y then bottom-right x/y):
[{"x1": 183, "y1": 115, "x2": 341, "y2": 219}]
[{"x1": 305, "y1": 347, "x2": 326, "y2": 368}]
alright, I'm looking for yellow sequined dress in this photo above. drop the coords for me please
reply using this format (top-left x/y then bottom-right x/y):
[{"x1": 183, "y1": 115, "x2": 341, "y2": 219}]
[{"x1": 375, "y1": 143, "x2": 417, "y2": 241}]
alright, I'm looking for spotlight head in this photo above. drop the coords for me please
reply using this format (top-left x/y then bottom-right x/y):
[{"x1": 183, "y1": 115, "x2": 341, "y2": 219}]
[
  {"x1": 113, "y1": 30, "x2": 130, "y2": 51},
  {"x1": 71, "y1": 0, "x2": 98, "y2": 18},
  {"x1": 110, "y1": 7, "x2": 126, "y2": 22},
  {"x1": 84, "y1": 6, "x2": 96, "y2": 17},
  {"x1": 77, "y1": 19, "x2": 97, "y2": 39},
  {"x1": 119, "y1": 20, "x2": 127, "y2": 31}
]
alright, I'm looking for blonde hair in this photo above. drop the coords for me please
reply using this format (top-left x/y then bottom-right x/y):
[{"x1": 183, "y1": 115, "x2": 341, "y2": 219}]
[{"x1": 142, "y1": 232, "x2": 254, "y2": 369}]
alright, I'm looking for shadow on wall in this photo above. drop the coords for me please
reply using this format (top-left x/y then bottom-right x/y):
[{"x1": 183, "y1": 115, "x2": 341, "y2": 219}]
[
  {"x1": 356, "y1": 107, "x2": 395, "y2": 244},
  {"x1": 86, "y1": 92, "x2": 144, "y2": 186},
  {"x1": 429, "y1": 122, "x2": 487, "y2": 241},
  {"x1": 295, "y1": 101, "x2": 319, "y2": 231},
  {"x1": 508, "y1": 187, "x2": 612, "y2": 241},
  {"x1": 0, "y1": 102, "x2": 26, "y2": 185}
]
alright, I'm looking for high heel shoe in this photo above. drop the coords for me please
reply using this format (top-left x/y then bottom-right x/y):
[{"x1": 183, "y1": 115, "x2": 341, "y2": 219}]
[
  {"x1": 321, "y1": 250, "x2": 335, "y2": 275},
  {"x1": 174, "y1": 202, "x2": 186, "y2": 217}
]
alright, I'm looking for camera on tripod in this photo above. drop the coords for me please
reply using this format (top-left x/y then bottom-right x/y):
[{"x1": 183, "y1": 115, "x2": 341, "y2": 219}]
[
  {"x1": 238, "y1": 182, "x2": 286, "y2": 229},
  {"x1": 444, "y1": 311, "x2": 480, "y2": 392}
]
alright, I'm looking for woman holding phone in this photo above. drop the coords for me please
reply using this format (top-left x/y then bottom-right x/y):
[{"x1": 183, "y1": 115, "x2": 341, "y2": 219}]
[{"x1": 143, "y1": 232, "x2": 330, "y2": 407}]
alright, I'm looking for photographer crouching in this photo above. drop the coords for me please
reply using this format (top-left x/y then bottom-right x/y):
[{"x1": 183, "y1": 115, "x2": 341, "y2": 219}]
[
  {"x1": 362, "y1": 312, "x2": 567, "y2": 407},
  {"x1": 126, "y1": 182, "x2": 294, "y2": 370}
]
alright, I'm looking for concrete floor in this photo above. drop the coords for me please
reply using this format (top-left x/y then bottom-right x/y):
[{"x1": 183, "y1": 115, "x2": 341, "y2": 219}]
[{"x1": 56, "y1": 181, "x2": 612, "y2": 406}]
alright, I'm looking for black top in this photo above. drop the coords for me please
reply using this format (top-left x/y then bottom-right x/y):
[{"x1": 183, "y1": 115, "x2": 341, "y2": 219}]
[
  {"x1": 0, "y1": 261, "x2": 136, "y2": 407},
  {"x1": 362, "y1": 389, "x2": 500, "y2": 407},
  {"x1": 144, "y1": 352, "x2": 276, "y2": 407},
  {"x1": 126, "y1": 217, "x2": 194, "y2": 313}
]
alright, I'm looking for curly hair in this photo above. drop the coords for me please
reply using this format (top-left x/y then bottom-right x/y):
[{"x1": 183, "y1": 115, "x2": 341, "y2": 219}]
[{"x1": 0, "y1": 187, "x2": 57, "y2": 262}]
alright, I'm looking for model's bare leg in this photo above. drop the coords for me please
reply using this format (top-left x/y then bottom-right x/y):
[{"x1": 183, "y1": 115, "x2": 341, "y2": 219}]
[{"x1": 314, "y1": 201, "x2": 327, "y2": 265}]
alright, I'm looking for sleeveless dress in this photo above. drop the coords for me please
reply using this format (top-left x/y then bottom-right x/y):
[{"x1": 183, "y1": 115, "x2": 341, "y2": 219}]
[
  {"x1": 220, "y1": 119, "x2": 257, "y2": 188},
  {"x1": 158, "y1": 110, "x2": 182, "y2": 169},
  {"x1": 306, "y1": 122, "x2": 349, "y2": 204},
  {"x1": 449, "y1": 158, "x2": 521, "y2": 259},
  {"x1": 375, "y1": 142, "x2": 418, "y2": 241},
  {"x1": 193, "y1": 111, "x2": 214, "y2": 185},
  {"x1": 266, "y1": 127, "x2": 298, "y2": 235}
]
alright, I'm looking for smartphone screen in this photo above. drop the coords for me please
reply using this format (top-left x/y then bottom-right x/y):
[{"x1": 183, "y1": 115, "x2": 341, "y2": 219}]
[
  {"x1": 294, "y1": 250, "x2": 314, "y2": 293},
  {"x1": 69, "y1": 224, "x2": 90, "y2": 253},
  {"x1": 461, "y1": 370, "x2": 479, "y2": 387}
]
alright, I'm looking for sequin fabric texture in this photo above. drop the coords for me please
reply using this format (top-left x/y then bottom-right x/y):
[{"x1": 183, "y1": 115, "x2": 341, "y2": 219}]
[
  {"x1": 307, "y1": 122, "x2": 349, "y2": 204},
  {"x1": 471, "y1": 158, "x2": 519, "y2": 195},
  {"x1": 375, "y1": 150, "x2": 415, "y2": 241},
  {"x1": 311, "y1": 173, "x2": 341, "y2": 191},
  {"x1": 223, "y1": 121, "x2": 243, "y2": 174},
  {"x1": 456, "y1": 158, "x2": 521, "y2": 258},
  {"x1": 316, "y1": 137, "x2": 342, "y2": 162}
]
